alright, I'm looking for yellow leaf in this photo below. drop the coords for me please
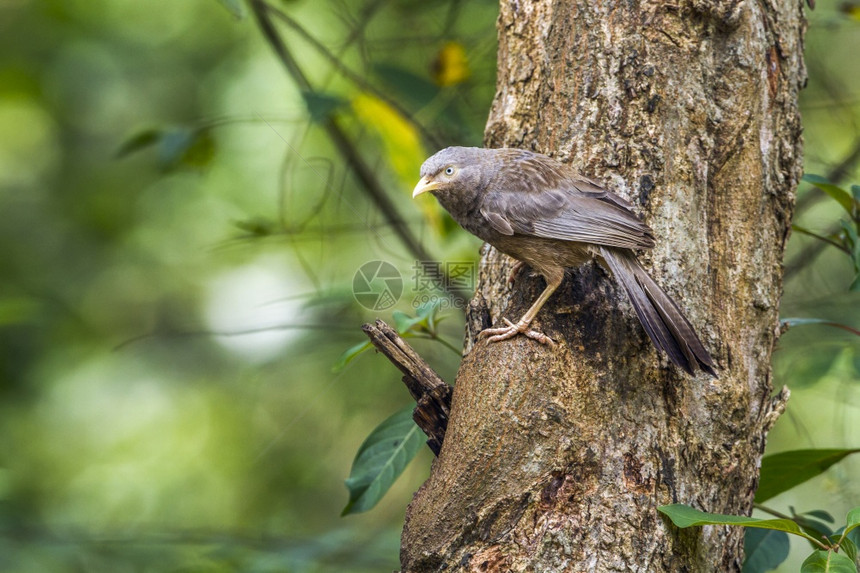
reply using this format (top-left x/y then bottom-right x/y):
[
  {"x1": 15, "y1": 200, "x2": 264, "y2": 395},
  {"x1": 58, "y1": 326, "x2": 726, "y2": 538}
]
[
  {"x1": 432, "y1": 42, "x2": 471, "y2": 87},
  {"x1": 842, "y1": 2, "x2": 860, "y2": 20},
  {"x1": 351, "y1": 93, "x2": 443, "y2": 231}
]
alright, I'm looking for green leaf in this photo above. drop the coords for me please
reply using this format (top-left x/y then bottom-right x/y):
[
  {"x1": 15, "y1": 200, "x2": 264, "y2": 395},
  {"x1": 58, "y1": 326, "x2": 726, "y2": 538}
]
[
  {"x1": 393, "y1": 301, "x2": 443, "y2": 335},
  {"x1": 794, "y1": 508, "x2": 836, "y2": 537},
  {"x1": 852, "y1": 184, "x2": 860, "y2": 203},
  {"x1": 801, "y1": 518, "x2": 835, "y2": 538},
  {"x1": 115, "y1": 128, "x2": 161, "y2": 158},
  {"x1": 832, "y1": 535, "x2": 857, "y2": 564},
  {"x1": 301, "y1": 91, "x2": 346, "y2": 123},
  {"x1": 792, "y1": 224, "x2": 847, "y2": 251},
  {"x1": 215, "y1": 0, "x2": 245, "y2": 18},
  {"x1": 658, "y1": 504, "x2": 833, "y2": 549},
  {"x1": 803, "y1": 174, "x2": 857, "y2": 215},
  {"x1": 845, "y1": 507, "x2": 860, "y2": 537},
  {"x1": 850, "y1": 527, "x2": 860, "y2": 557},
  {"x1": 743, "y1": 528, "x2": 790, "y2": 573},
  {"x1": 659, "y1": 504, "x2": 814, "y2": 538},
  {"x1": 840, "y1": 220, "x2": 860, "y2": 263},
  {"x1": 233, "y1": 216, "x2": 278, "y2": 237},
  {"x1": 157, "y1": 128, "x2": 216, "y2": 171},
  {"x1": 333, "y1": 340, "x2": 372, "y2": 373},
  {"x1": 392, "y1": 310, "x2": 425, "y2": 334},
  {"x1": 800, "y1": 550, "x2": 857, "y2": 573},
  {"x1": 414, "y1": 300, "x2": 443, "y2": 332},
  {"x1": 372, "y1": 64, "x2": 440, "y2": 110},
  {"x1": 0, "y1": 296, "x2": 42, "y2": 327},
  {"x1": 342, "y1": 406, "x2": 424, "y2": 515},
  {"x1": 756, "y1": 449, "x2": 860, "y2": 502},
  {"x1": 806, "y1": 510, "x2": 837, "y2": 524}
]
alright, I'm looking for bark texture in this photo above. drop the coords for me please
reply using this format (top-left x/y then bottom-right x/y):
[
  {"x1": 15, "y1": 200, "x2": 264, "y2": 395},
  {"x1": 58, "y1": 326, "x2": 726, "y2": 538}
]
[{"x1": 401, "y1": 0, "x2": 805, "y2": 572}]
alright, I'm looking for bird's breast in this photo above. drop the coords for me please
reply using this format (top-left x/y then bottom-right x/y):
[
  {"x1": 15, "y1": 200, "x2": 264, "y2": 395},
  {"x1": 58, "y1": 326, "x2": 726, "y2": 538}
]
[{"x1": 485, "y1": 233, "x2": 594, "y2": 275}]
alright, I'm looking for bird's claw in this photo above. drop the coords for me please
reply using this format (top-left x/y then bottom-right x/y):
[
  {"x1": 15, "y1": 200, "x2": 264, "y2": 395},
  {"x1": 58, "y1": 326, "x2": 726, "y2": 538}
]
[{"x1": 479, "y1": 318, "x2": 556, "y2": 348}]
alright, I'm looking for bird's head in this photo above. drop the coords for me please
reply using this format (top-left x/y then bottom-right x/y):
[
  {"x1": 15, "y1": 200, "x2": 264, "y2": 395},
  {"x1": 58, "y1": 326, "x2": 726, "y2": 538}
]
[{"x1": 412, "y1": 147, "x2": 493, "y2": 204}]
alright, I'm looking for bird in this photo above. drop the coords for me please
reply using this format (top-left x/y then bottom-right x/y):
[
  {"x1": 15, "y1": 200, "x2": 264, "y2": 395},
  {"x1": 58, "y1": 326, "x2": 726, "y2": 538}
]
[{"x1": 412, "y1": 146, "x2": 716, "y2": 377}]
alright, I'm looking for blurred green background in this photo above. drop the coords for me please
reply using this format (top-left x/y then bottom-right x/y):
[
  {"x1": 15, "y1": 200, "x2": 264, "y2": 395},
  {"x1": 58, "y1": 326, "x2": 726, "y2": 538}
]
[{"x1": 0, "y1": 0, "x2": 857, "y2": 571}]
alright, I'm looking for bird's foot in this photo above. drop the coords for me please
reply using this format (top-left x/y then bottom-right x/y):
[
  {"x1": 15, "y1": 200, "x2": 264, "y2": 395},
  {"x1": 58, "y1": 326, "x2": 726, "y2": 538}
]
[{"x1": 479, "y1": 318, "x2": 556, "y2": 348}]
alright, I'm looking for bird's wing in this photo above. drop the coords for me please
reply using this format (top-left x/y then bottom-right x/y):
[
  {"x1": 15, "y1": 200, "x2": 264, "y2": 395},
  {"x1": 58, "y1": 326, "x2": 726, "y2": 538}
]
[{"x1": 479, "y1": 154, "x2": 656, "y2": 250}]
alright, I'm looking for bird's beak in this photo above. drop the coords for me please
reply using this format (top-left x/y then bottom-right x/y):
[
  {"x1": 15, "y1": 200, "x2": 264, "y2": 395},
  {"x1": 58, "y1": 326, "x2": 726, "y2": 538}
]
[{"x1": 412, "y1": 176, "x2": 440, "y2": 198}]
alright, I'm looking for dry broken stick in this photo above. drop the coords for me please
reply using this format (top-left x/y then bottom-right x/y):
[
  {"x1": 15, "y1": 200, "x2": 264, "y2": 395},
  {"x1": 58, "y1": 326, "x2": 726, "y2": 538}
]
[{"x1": 361, "y1": 319, "x2": 453, "y2": 456}]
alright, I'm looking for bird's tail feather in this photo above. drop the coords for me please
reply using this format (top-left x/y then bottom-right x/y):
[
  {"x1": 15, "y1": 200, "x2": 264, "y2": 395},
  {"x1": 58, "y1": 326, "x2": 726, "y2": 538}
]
[{"x1": 599, "y1": 247, "x2": 716, "y2": 377}]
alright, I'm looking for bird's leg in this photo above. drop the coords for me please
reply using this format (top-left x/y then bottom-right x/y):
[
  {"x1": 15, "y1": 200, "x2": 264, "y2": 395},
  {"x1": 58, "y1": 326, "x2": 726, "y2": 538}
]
[{"x1": 479, "y1": 270, "x2": 563, "y2": 348}]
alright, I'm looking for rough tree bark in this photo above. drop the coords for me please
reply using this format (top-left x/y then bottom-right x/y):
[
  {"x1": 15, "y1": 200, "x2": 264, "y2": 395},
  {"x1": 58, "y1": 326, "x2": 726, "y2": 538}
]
[{"x1": 401, "y1": 1, "x2": 806, "y2": 571}]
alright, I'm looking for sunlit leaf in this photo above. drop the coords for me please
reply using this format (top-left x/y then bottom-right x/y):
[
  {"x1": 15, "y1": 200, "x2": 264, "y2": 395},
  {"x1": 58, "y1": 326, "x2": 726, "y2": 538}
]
[
  {"x1": 840, "y1": 1, "x2": 860, "y2": 21},
  {"x1": 351, "y1": 92, "x2": 425, "y2": 185},
  {"x1": 800, "y1": 550, "x2": 856, "y2": 573},
  {"x1": 432, "y1": 42, "x2": 471, "y2": 87},
  {"x1": 743, "y1": 528, "x2": 790, "y2": 573},
  {"x1": 803, "y1": 174, "x2": 857, "y2": 215},
  {"x1": 215, "y1": 0, "x2": 245, "y2": 19},
  {"x1": 756, "y1": 449, "x2": 860, "y2": 502},
  {"x1": 342, "y1": 406, "x2": 424, "y2": 515},
  {"x1": 658, "y1": 504, "x2": 822, "y2": 545}
]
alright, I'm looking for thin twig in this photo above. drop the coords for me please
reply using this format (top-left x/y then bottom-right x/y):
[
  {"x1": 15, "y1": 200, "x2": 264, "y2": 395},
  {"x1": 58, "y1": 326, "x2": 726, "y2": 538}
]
[
  {"x1": 786, "y1": 138, "x2": 860, "y2": 278},
  {"x1": 248, "y1": 0, "x2": 471, "y2": 305},
  {"x1": 264, "y1": 2, "x2": 443, "y2": 149},
  {"x1": 753, "y1": 503, "x2": 833, "y2": 550}
]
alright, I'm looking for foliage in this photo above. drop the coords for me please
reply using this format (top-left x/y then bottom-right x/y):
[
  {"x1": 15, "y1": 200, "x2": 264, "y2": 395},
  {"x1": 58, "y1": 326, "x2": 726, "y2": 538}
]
[
  {"x1": 793, "y1": 175, "x2": 860, "y2": 290},
  {"x1": 1, "y1": 0, "x2": 859, "y2": 571},
  {"x1": 756, "y1": 449, "x2": 860, "y2": 503},
  {"x1": 341, "y1": 406, "x2": 424, "y2": 515},
  {"x1": 659, "y1": 505, "x2": 860, "y2": 572}
]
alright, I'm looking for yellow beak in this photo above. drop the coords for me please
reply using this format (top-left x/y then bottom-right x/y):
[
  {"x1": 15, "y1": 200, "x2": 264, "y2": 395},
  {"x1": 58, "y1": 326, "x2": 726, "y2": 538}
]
[{"x1": 412, "y1": 176, "x2": 441, "y2": 198}]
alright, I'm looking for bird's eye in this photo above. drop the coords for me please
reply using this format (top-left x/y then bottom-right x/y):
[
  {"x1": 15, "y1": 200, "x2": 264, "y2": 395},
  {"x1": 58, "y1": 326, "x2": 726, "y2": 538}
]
[{"x1": 444, "y1": 166, "x2": 455, "y2": 176}]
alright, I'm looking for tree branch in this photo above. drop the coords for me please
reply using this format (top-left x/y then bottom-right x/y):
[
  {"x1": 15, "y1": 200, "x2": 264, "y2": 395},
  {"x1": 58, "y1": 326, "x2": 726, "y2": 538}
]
[{"x1": 362, "y1": 319, "x2": 452, "y2": 456}]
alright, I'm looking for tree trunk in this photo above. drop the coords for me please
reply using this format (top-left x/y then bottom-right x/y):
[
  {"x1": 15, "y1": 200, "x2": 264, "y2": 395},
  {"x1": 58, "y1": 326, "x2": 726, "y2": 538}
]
[{"x1": 401, "y1": 1, "x2": 805, "y2": 572}]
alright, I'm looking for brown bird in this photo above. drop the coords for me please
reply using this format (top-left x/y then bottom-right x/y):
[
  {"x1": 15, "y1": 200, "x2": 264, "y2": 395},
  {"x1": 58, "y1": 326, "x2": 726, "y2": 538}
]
[{"x1": 412, "y1": 146, "x2": 716, "y2": 377}]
